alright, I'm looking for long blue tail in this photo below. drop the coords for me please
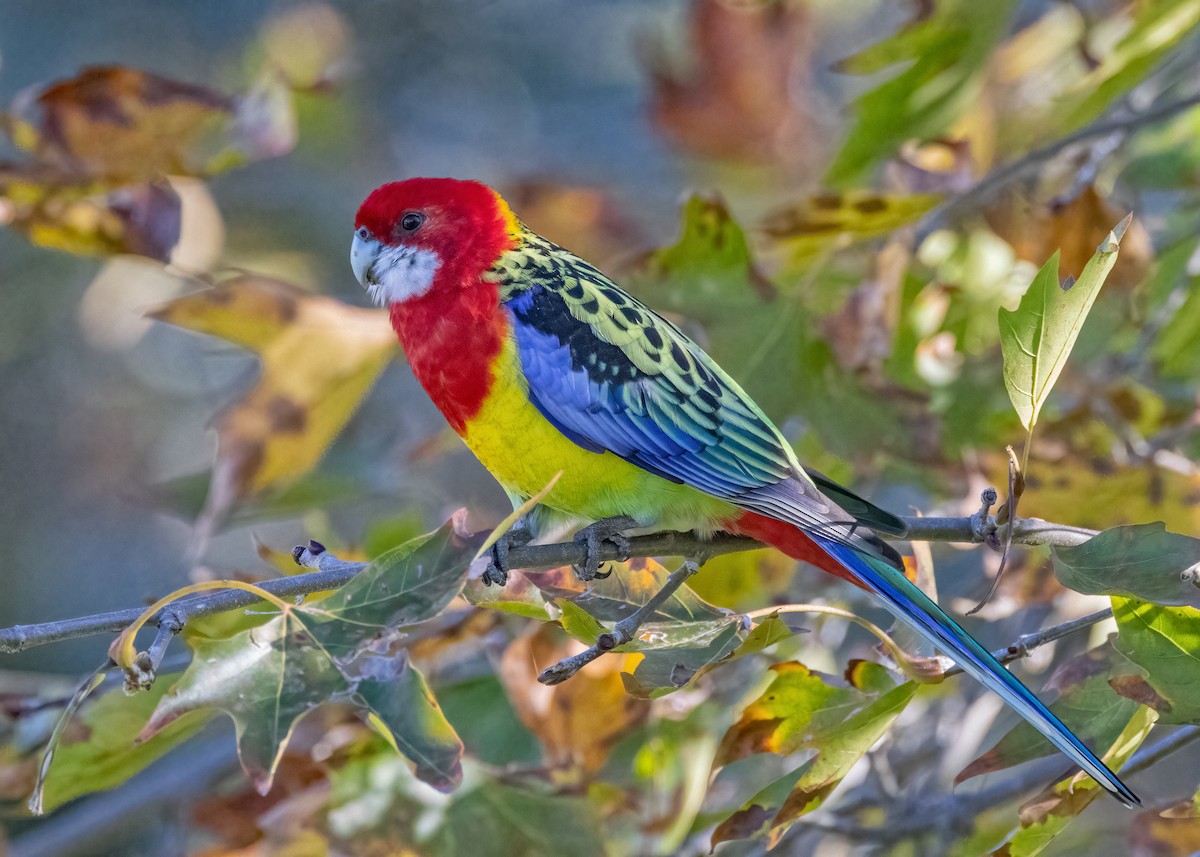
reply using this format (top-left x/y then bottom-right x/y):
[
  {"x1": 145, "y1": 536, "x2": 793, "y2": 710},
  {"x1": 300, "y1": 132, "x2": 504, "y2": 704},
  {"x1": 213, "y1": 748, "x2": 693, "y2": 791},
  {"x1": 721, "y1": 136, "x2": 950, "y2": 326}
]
[{"x1": 811, "y1": 533, "x2": 1141, "y2": 807}]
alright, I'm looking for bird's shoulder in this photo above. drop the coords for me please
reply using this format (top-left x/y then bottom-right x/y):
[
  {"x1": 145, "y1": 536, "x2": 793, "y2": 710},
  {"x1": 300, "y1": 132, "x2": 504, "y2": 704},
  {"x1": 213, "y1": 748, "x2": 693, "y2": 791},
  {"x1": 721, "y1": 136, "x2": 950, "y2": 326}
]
[
  {"x1": 489, "y1": 230, "x2": 717, "y2": 388},
  {"x1": 491, "y1": 229, "x2": 814, "y2": 478}
]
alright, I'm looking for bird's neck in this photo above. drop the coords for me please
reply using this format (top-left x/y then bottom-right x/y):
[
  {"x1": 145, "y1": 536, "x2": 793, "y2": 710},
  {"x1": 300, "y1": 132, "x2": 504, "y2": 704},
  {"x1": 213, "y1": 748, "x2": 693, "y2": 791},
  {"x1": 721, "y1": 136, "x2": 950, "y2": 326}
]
[{"x1": 389, "y1": 280, "x2": 507, "y2": 434}]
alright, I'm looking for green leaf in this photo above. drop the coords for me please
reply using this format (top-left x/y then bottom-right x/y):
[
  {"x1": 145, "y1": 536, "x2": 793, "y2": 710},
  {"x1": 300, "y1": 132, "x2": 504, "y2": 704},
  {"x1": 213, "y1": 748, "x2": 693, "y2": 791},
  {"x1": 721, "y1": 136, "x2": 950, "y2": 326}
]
[
  {"x1": 826, "y1": 0, "x2": 1013, "y2": 184},
  {"x1": 353, "y1": 655, "x2": 464, "y2": 792},
  {"x1": 431, "y1": 781, "x2": 607, "y2": 857},
  {"x1": 577, "y1": 558, "x2": 729, "y2": 625},
  {"x1": 436, "y1": 675, "x2": 541, "y2": 767},
  {"x1": 730, "y1": 612, "x2": 797, "y2": 660},
  {"x1": 1057, "y1": 0, "x2": 1200, "y2": 131},
  {"x1": 1151, "y1": 234, "x2": 1200, "y2": 377},
  {"x1": 1113, "y1": 597, "x2": 1200, "y2": 723},
  {"x1": 999, "y1": 215, "x2": 1130, "y2": 431},
  {"x1": 1124, "y1": 110, "x2": 1200, "y2": 191},
  {"x1": 995, "y1": 704, "x2": 1155, "y2": 857},
  {"x1": 463, "y1": 571, "x2": 555, "y2": 620},
  {"x1": 956, "y1": 644, "x2": 1139, "y2": 784},
  {"x1": 1052, "y1": 523, "x2": 1200, "y2": 607},
  {"x1": 363, "y1": 511, "x2": 428, "y2": 558},
  {"x1": 36, "y1": 675, "x2": 211, "y2": 812},
  {"x1": 152, "y1": 468, "x2": 372, "y2": 532},
  {"x1": 621, "y1": 621, "x2": 741, "y2": 699},
  {"x1": 710, "y1": 755, "x2": 818, "y2": 848},
  {"x1": 557, "y1": 599, "x2": 605, "y2": 645},
  {"x1": 642, "y1": 194, "x2": 774, "y2": 300},
  {"x1": 313, "y1": 515, "x2": 479, "y2": 654},
  {"x1": 141, "y1": 614, "x2": 350, "y2": 793},
  {"x1": 711, "y1": 661, "x2": 916, "y2": 844}
]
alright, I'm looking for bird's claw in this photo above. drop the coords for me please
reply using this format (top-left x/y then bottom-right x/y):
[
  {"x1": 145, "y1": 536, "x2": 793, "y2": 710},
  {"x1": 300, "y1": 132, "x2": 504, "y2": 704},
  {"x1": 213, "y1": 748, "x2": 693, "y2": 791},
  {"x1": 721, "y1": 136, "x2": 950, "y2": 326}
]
[
  {"x1": 572, "y1": 516, "x2": 637, "y2": 582},
  {"x1": 483, "y1": 522, "x2": 533, "y2": 587}
]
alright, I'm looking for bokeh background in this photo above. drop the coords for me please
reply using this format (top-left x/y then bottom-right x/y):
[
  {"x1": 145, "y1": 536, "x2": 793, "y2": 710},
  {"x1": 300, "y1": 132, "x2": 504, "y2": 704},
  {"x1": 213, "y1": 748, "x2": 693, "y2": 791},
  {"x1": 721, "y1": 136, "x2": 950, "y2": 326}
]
[
  {"x1": 0, "y1": 0, "x2": 921, "y2": 670},
  {"x1": 2, "y1": 1, "x2": 1200, "y2": 855}
]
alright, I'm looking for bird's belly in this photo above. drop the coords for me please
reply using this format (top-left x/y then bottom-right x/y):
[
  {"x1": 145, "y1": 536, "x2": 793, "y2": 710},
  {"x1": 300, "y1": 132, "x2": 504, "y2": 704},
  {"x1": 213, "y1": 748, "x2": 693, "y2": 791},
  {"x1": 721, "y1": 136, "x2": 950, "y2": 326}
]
[{"x1": 458, "y1": 346, "x2": 731, "y2": 530}]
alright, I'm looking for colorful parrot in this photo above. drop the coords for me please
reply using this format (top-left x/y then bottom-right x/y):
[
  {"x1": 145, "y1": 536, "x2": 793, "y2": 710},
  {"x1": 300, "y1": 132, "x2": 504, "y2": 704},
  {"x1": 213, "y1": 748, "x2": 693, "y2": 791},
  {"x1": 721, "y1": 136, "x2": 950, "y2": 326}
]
[{"x1": 350, "y1": 177, "x2": 1139, "y2": 806}]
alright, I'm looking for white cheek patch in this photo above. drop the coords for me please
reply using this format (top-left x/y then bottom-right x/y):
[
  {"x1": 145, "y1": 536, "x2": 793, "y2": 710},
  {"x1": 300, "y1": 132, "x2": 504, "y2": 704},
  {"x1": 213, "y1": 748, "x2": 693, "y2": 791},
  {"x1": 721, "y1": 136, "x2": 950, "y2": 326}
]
[{"x1": 365, "y1": 245, "x2": 442, "y2": 306}]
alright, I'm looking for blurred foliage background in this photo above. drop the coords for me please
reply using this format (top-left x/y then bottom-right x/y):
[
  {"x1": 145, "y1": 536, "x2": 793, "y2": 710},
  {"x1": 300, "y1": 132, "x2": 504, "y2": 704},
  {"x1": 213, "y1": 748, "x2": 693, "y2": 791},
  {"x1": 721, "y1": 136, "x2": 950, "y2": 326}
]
[{"x1": 3, "y1": 0, "x2": 1200, "y2": 855}]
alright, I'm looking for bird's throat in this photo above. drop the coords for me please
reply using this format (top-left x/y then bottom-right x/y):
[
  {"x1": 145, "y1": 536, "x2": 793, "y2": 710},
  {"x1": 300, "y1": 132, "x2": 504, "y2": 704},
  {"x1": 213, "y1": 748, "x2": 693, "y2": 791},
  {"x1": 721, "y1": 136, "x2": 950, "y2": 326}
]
[{"x1": 389, "y1": 282, "x2": 507, "y2": 433}]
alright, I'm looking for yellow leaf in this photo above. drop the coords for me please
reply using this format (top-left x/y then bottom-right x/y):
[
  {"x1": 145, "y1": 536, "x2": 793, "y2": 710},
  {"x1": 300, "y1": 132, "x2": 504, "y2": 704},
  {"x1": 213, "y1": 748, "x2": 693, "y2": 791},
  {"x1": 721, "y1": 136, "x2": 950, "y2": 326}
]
[
  {"x1": 762, "y1": 190, "x2": 941, "y2": 263},
  {"x1": 152, "y1": 275, "x2": 398, "y2": 534},
  {"x1": 499, "y1": 625, "x2": 649, "y2": 773}
]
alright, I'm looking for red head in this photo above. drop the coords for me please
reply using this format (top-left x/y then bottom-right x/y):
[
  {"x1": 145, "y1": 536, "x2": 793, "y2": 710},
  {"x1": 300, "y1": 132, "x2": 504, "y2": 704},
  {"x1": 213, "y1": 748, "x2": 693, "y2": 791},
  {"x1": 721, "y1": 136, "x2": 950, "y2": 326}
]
[{"x1": 351, "y1": 178, "x2": 520, "y2": 306}]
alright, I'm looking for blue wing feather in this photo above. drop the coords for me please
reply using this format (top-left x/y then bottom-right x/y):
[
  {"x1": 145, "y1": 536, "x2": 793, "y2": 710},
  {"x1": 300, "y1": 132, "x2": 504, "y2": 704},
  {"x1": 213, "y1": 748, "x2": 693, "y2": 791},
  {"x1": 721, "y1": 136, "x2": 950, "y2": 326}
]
[
  {"x1": 813, "y1": 534, "x2": 1140, "y2": 807},
  {"x1": 504, "y1": 283, "x2": 849, "y2": 533}
]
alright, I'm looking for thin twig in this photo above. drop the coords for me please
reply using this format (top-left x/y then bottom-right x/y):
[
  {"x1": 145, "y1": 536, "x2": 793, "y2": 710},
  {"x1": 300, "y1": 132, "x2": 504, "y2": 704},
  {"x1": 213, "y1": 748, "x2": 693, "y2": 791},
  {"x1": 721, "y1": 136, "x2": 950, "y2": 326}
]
[
  {"x1": 537, "y1": 559, "x2": 703, "y2": 685},
  {"x1": 940, "y1": 607, "x2": 1114, "y2": 680},
  {"x1": 915, "y1": 91, "x2": 1200, "y2": 244},
  {"x1": 0, "y1": 511, "x2": 1098, "y2": 655},
  {"x1": 802, "y1": 725, "x2": 1200, "y2": 847},
  {"x1": 968, "y1": 450, "x2": 1022, "y2": 615}
]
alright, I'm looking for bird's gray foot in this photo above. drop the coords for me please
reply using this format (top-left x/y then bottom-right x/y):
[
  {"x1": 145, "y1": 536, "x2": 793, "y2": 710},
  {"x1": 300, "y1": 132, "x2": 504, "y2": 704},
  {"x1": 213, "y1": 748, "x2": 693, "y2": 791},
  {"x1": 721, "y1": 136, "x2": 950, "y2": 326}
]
[
  {"x1": 483, "y1": 520, "x2": 534, "y2": 587},
  {"x1": 572, "y1": 515, "x2": 637, "y2": 582}
]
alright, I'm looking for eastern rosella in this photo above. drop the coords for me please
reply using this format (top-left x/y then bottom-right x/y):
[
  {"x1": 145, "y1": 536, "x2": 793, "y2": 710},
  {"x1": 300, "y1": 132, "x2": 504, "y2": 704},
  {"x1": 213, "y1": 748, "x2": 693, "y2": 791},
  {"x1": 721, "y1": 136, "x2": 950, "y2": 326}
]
[{"x1": 350, "y1": 177, "x2": 1139, "y2": 806}]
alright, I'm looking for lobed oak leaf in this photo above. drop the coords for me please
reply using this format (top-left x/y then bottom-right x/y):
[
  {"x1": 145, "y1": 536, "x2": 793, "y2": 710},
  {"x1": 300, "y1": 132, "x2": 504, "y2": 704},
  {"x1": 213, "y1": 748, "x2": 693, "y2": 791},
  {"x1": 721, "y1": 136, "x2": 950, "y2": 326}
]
[{"x1": 141, "y1": 615, "x2": 351, "y2": 795}]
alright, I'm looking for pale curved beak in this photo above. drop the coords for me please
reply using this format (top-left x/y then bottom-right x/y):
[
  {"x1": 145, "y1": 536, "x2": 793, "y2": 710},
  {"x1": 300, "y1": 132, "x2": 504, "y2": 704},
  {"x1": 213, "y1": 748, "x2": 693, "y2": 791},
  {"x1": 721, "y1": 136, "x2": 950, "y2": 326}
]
[{"x1": 351, "y1": 233, "x2": 381, "y2": 288}]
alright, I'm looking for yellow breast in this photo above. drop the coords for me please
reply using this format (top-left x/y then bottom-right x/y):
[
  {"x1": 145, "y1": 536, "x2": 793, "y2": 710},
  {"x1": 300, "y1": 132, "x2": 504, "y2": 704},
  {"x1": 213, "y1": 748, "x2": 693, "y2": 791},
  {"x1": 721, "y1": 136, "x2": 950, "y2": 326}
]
[{"x1": 458, "y1": 337, "x2": 730, "y2": 530}]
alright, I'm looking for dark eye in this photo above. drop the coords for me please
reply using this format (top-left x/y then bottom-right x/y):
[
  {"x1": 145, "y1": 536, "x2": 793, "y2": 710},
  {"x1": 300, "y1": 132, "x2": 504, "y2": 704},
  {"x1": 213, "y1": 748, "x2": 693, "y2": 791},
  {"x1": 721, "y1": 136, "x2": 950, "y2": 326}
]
[
  {"x1": 400, "y1": 212, "x2": 425, "y2": 232},
  {"x1": 355, "y1": 226, "x2": 372, "y2": 241}
]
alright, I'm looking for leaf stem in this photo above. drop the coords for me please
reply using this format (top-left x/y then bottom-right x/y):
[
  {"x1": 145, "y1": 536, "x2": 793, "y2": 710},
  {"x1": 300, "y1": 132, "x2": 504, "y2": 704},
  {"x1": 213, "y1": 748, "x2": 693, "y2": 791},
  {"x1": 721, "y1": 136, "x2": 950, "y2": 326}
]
[{"x1": 746, "y1": 604, "x2": 946, "y2": 683}]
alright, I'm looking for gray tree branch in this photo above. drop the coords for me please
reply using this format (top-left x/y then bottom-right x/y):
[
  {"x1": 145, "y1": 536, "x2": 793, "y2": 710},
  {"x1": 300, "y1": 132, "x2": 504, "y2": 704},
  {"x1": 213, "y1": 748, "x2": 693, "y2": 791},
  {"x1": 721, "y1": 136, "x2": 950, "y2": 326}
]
[
  {"x1": 0, "y1": 509, "x2": 1097, "y2": 655},
  {"x1": 914, "y1": 90, "x2": 1200, "y2": 244}
]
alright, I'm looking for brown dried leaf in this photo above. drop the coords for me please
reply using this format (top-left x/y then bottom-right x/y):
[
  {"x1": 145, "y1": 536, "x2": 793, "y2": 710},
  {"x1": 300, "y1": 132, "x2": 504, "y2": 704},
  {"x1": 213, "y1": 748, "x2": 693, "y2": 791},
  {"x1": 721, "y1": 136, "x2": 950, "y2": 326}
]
[
  {"x1": 1109, "y1": 674, "x2": 1173, "y2": 714},
  {"x1": 1131, "y1": 803, "x2": 1200, "y2": 857},
  {"x1": 29, "y1": 66, "x2": 232, "y2": 183},
  {"x1": 191, "y1": 754, "x2": 328, "y2": 851},
  {"x1": 0, "y1": 64, "x2": 300, "y2": 262},
  {"x1": 498, "y1": 625, "x2": 649, "y2": 774},
  {"x1": 711, "y1": 804, "x2": 774, "y2": 845},
  {"x1": 822, "y1": 241, "x2": 909, "y2": 372},
  {"x1": 647, "y1": 0, "x2": 818, "y2": 168},
  {"x1": 986, "y1": 186, "x2": 1152, "y2": 291}
]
